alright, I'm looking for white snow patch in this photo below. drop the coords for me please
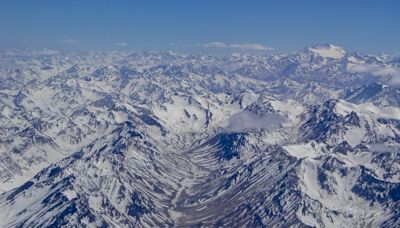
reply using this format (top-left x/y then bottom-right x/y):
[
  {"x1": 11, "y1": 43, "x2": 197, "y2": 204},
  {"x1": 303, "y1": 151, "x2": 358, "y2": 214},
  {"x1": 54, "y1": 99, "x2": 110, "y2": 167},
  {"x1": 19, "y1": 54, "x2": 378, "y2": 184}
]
[
  {"x1": 334, "y1": 100, "x2": 400, "y2": 121},
  {"x1": 62, "y1": 189, "x2": 77, "y2": 200},
  {"x1": 343, "y1": 126, "x2": 364, "y2": 147},
  {"x1": 283, "y1": 142, "x2": 323, "y2": 159},
  {"x1": 309, "y1": 44, "x2": 346, "y2": 59}
]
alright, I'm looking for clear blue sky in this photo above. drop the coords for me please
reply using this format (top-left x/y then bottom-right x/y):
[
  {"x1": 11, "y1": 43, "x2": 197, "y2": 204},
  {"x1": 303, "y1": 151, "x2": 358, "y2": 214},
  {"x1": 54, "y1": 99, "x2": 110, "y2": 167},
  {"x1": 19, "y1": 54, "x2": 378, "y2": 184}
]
[{"x1": 0, "y1": 0, "x2": 399, "y2": 54}]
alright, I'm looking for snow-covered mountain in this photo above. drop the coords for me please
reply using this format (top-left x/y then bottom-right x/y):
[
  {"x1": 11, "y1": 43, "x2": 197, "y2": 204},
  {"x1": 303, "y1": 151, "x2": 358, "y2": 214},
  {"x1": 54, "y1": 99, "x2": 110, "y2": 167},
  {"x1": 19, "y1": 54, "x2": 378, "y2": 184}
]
[{"x1": 0, "y1": 45, "x2": 399, "y2": 227}]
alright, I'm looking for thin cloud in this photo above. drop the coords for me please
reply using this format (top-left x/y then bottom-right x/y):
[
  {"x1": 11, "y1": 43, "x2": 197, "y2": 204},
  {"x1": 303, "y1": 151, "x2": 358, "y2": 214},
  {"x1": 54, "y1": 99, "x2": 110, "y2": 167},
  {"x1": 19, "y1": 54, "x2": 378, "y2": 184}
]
[
  {"x1": 369, "y1": 143, "x2": 398, "y2": 153},
  {"x1": 224, "y1": 110, "x2": 287, "y2": 133},
  {"x1": 197, "y1": 41, "x2": 273, "y2": 51},
  {"x1": 389, "y1": 75, "x2": 400, "y2": 87},
  {"x1": 199, "y1": 42, "x2": 227, "y2": 48},
  {"x1": 229, "y1": 43, "x2": 273, "y2": 51},
  {"x1": 61, "y1": 38, "x2": 80, "y2": 44},
  {"x1": 114, "y1": 42, "x2": 128, "y2": 47},
  {"x1": 347, "y1": 63, "x2": 400, "y2": 87}
]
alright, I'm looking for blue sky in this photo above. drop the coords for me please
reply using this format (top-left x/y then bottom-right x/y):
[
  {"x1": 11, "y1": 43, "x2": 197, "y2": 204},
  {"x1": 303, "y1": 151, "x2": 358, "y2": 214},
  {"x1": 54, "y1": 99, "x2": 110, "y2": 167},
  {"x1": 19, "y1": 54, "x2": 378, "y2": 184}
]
[{"x1": 0, "y1": 0, "x2": 399, "y2": 54}]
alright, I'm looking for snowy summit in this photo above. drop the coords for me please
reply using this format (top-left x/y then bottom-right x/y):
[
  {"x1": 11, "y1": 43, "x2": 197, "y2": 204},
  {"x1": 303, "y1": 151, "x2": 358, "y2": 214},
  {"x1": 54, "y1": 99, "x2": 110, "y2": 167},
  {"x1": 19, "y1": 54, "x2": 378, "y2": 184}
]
[{"x1": 309, "y1": 43, "x2": 347, "y2": 59}]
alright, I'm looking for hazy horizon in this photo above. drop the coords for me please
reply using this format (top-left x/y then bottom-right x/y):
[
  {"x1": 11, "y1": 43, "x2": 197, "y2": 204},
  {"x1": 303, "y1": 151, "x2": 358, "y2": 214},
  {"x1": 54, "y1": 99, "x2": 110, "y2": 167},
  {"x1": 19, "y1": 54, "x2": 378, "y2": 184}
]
[{"x1": 1, "y1": 0, "x2": 399, "y2": 54}]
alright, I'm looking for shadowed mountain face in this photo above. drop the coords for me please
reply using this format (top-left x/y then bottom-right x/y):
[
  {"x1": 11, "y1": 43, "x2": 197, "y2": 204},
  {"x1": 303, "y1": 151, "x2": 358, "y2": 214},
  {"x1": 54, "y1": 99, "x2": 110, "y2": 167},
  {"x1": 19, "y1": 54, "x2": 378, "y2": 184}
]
[{"x1": 0, "y1": 46, "x2": 399, "y2": 227}]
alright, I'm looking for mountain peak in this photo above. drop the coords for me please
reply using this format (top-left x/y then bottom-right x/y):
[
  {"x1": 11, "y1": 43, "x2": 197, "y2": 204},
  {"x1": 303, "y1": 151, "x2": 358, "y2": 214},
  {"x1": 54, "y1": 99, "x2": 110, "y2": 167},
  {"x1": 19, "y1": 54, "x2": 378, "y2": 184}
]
[
  {"x1": 311, "y1": 43, "x2": 341, "y2": 49},
  {"x1": 308, "y1": 43, "x2": 346, "y2": 59}
]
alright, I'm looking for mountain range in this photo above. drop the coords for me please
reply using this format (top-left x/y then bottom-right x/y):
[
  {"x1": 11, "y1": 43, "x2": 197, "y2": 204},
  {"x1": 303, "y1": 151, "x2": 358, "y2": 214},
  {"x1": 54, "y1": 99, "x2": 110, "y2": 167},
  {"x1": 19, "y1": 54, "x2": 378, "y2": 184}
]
[{"x1": 0, "y1": 44, "x2": 399, "y2": 227}]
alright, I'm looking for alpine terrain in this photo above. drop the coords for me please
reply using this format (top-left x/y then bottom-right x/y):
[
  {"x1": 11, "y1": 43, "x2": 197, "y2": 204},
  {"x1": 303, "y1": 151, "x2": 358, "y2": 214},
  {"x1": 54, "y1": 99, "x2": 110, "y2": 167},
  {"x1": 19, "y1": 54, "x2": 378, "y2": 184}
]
[{"x1": 0, "y1": 44, "x2": 399, "y2": 227}]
